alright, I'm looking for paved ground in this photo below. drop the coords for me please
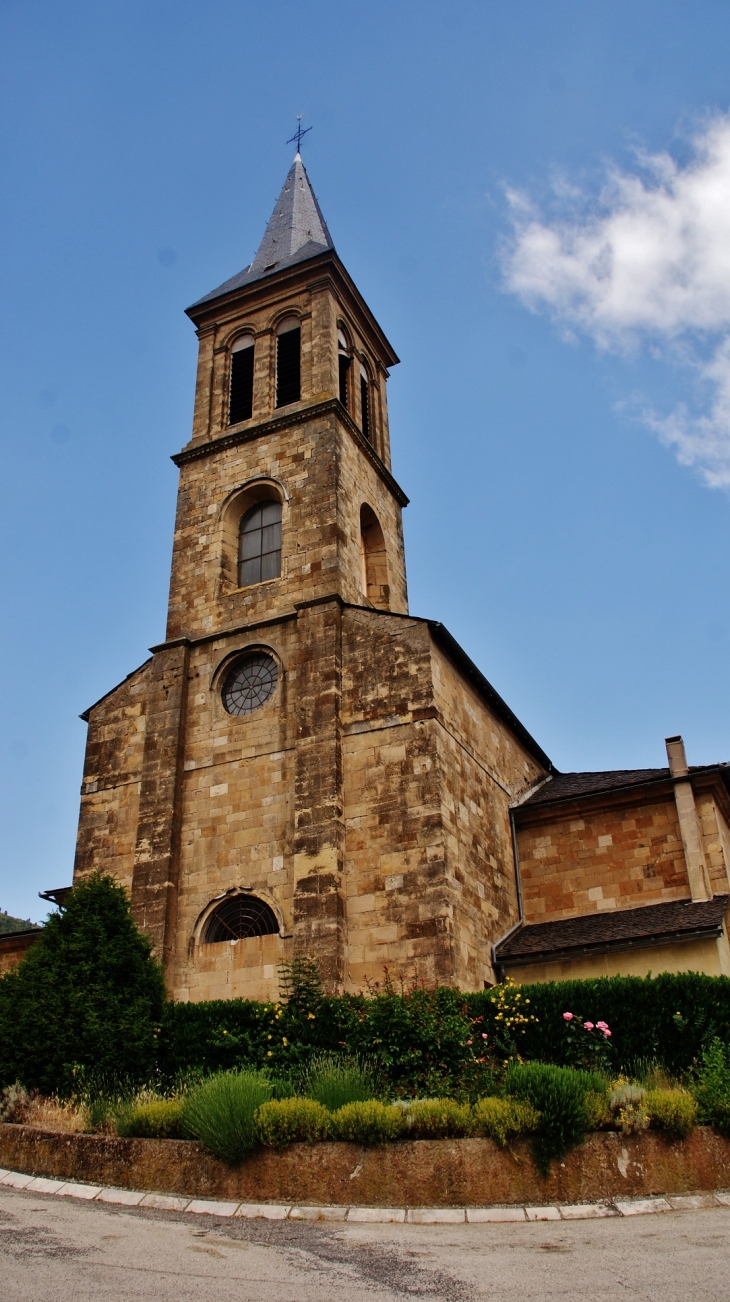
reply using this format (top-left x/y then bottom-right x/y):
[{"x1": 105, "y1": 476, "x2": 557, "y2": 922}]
[{"x1": 2, "y1": 1185, "x2": 730, "y2": 1301}]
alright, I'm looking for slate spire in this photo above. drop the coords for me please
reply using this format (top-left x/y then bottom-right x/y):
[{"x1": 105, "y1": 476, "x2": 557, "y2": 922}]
[
  {"x1": 249, "y1": 153, "x2": 334, "y2": 275},
  {"x1": 190, "y1": 155, "x2": 335, "y2": 309}
]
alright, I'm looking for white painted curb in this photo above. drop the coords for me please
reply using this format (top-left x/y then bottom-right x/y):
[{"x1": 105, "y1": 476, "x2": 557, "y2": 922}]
[{"x1": 2, "y1": 1168, "x2": 729, "y2": 1223}]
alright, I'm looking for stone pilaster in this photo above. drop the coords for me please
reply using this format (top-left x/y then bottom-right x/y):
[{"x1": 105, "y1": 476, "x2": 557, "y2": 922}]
[{"x1": 131, "y1": 642, "x2": 190, "y2": 972}]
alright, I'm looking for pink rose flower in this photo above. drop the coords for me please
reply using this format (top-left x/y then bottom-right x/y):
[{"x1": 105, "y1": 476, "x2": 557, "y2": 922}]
[
  {"x1": 563, "y1": 1012, "x2": 574, "y2": 1021},
  {"x1": 482, "y1": 1033, "x2": 488, "y2": 1039},
  {"x1": 603, "y1": 1029, "x2": 612, "y2": 1037},
  {"x1": 584, "y1": 1022, "x2": 594, "y2": 1031},
  {"x1": 466, "y1": 1039, "x2": 472, "y2": 1046},
  {"x1": 596, "y1": 1021, "x2": 609, "y2": 1032}
]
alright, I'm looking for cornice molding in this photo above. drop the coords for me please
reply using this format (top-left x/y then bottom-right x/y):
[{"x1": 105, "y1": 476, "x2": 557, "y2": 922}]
[{"x1": 171, "y1": 398, "x2": 410, "y2": 507}]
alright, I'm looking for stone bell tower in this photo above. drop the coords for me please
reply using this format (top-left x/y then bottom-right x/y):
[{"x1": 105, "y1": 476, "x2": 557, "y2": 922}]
[
  {"x1": 168, "y1": 152, "x2": 408, "y2": 645},
  {"x1": 73, "y1": 153, "x2": 549, "y2": 1001}
]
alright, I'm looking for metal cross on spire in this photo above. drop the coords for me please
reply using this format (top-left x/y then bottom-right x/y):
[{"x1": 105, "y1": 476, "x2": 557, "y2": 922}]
[{"x1": 287, "y1": 114, "x2": 312, "y2": 154}]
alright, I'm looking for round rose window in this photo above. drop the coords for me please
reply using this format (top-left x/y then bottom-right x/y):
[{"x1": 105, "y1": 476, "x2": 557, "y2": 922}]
[{"x1": 221, "y1": 652, "x2": 278, "y2": 716}]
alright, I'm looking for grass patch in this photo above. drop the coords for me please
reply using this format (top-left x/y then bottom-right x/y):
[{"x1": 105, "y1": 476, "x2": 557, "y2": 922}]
[{"x1": 300, "y1": 1054, "x2": 378, "y2": 1111}]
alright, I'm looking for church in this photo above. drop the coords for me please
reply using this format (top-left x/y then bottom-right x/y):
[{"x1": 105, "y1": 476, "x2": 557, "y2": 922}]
[{"x1": 3, "y1": 155, "x2": 730, "y2": 996}]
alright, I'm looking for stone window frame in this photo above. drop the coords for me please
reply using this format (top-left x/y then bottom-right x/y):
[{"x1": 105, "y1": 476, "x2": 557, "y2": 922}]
[
  {"x1": 217, "y1": 476, "x2": 290, "y2": 597},
  {"x1": 359, "y1": 502, "x2": 390, "y2": 609},
  {"x1": 190, "y1": 886, "x2": 288, "y2": 953},
  {"x1": 209, "y1": 641, "x2": 284, "y2": 724},
  {"x1": 357, "y1": 354, "x2": 377, "y2": 446},
  {"x1": 337, "y1": 320, "x2": 353, "y2": 411},
  {"x1": 227, "y1": 331, "x2": 256, "y2": 427},
  {"x1": 274, "y1": 312, "x2": 302, "y2": 409}
]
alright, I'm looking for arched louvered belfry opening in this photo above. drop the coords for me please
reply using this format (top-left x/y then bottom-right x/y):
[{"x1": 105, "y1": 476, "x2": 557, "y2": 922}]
[
  {"x1": 360, "y1": 503, "x2": 389, "y2": 609},
  {"x1": 338, "y1": 327, "x2": 351, "y2": 408},
  {"x1": 359, "y1": 362, "x2": 372, "y2": 442},
  {"x1": 203, "y1": 894, "x2": 280, "y2": 943},
  {"x1": 228, "y1": 334, "x2": 255, "y2": 424},
  {"x1": 276, "y1": 315, "x2": 301, "y2": 407}
]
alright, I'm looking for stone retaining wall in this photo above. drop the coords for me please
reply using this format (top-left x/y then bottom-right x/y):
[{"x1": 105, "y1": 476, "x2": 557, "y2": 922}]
[{"x1": 2, "y1": 1124, "x2": 730, "y2": 1208}]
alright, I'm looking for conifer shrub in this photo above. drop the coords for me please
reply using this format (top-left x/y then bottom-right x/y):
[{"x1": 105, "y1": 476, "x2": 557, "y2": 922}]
[
  {"x1": 255, "y1": 1097, "x2": 332, "y2": 1146},
  {"x1": 470, "y1": 1096, "x2": 541, "y2": 1146},
  {"x1": 505, "y1": 1063, "x2": 605, "y2": 1173},
  {"x1": 181, "y1": 1070, "x2": 272, "y2": 1163},
  {"x1": 0, "y1": 874, "x2": 166, "y2": 1097},
  {"x1": 331, "y1": 1100, "x2": 405, "y2": 1144},
  {"x1": 644, "y1": 1089, "x2": 696, "y2": 1138},
  {"x1": 116, "y1": 1099, "x2": 183, "y2": 1139},
  {"x1": 401, "y1": 1098, "x2": 471, "y2": 1139}
]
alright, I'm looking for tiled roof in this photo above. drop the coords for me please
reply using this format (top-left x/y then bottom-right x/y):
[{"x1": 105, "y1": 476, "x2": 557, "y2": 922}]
[
  {"x1": 189, "y1": 155, "x2": 335, "y2": 309},
  {"x1": 495, "y1": 895, "x2": 729, "y2": 963},
  {"x1": 520, "y1": 763, "x2": 729, "y2": 808}
]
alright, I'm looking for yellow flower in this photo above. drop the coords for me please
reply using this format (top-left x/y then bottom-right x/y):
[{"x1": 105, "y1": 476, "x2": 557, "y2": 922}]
[
  {"x1": 308, "y1": 1013, "x2": 316, "y2": 1020},
  {"x1": 282, "y1": 1037, "x2": 288, "y2": 1046}
]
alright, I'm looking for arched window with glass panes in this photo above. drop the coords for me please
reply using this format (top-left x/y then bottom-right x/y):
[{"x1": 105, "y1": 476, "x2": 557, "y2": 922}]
[
  {"x1": 276, "y1": 316, "x2": 301, "y2": 407},
  {"x1": 238, "y1": 500, "x2": 282, "y2": 587},
  {"x1": 228, "y1": 334, "x2": 254, "y2": 425}
]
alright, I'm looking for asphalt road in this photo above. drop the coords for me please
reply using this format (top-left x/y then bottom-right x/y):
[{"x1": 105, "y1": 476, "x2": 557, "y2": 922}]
[{"x1": 2, "y1": 1186, "x2": 730, "y2": 1301}]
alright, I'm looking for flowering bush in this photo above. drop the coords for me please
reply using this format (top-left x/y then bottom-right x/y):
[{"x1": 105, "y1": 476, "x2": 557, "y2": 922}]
[
  {"x1": 609, "y1": 1080, "x2": 649, "y2": 1134},
  {"x1": 562, "y1": 1011, "x2": 613, "y2": 1073},
  {"x1": 487, "y1": 980, "x2": 539, "y2": 1063}
]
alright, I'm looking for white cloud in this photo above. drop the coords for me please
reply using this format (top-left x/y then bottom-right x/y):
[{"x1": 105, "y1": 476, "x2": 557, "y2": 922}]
[{"x1": 502, "y1": 114, "x2": 730, "y2": 489}]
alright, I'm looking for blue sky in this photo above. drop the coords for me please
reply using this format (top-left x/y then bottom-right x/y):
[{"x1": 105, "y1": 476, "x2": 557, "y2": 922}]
[{"x1": 1, "y1": 1, "x2": 729, "y2": 921}]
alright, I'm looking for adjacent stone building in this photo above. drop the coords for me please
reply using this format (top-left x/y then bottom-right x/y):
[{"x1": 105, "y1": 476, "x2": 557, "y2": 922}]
[{"x1": 8, "y1": 155, "x2": 730, "y2": 993}]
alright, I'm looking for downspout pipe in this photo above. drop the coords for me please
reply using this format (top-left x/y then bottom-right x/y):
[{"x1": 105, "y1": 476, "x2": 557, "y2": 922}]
[{"x1": 491, "y1": 775, "x2": 553, "y2": 982}]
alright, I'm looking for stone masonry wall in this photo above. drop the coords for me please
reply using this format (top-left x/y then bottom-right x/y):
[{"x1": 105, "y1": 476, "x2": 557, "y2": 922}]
[
  {"x1": 341, "y1": 610, "x2": 446, "y2": 989},
  {"x1": 167, "y1": 411, "x2": 406, "y2": 645},
  {"x1": 74, "y1": 662, "x2": 151, "y2": 894},
  {"x1": 429, "y1": 644, "x2": 546, "y2": 988},
  {"x1": 188, "y1": 264, "x2": 392, "y2": 468},
  {"x1": 696, "y1": 792, "x2": 730, "y2": 895},
  {"x1": 516, "y1": 794, "x2": 691, "y2": 922}
]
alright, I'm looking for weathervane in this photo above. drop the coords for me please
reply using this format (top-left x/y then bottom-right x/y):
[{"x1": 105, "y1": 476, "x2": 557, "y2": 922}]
[{"x1": 287, "y1": 114, "x2": 312, "y2": 154}]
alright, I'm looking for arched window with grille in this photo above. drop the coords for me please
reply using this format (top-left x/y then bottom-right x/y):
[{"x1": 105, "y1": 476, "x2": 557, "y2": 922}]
[
  {"x1": 338, "y1": 327, "x2": 351, "y2": 408},
  {"x1": 238, "y1": 500, "x2": 282, "y2": 587},
  {"x1": 228, "y1": 334, "x2": 254, "y2": 425},
  {"x1": 203, "y1": 893, "x2": 279, "y2": 943},
  {"x1": 360, "y1": 503, "x2": 389, "y2": 608},
  {"x1": 276, "y1": 315, "x2": 301, "y2": 407},
  {"x1": 359, "y1": 363, "x2": 371, "y2": 442}
]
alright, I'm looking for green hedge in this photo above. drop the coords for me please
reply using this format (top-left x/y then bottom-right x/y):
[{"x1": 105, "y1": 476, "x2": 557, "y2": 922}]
[
  {"x1": 466, "y1": 973, "x2": 730, "y2": 1077},
  {"x1": 4, "y1": 880, "x2": 730, "y2": 1098},
  {"x1": 157, "y1": 972, "x2": 730, "y2": 1091}
]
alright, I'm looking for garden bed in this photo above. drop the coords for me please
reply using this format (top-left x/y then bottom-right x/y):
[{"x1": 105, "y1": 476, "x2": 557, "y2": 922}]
[{"x1": 3, "y1": 1123, "x2": 730, "y2": 1209}]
